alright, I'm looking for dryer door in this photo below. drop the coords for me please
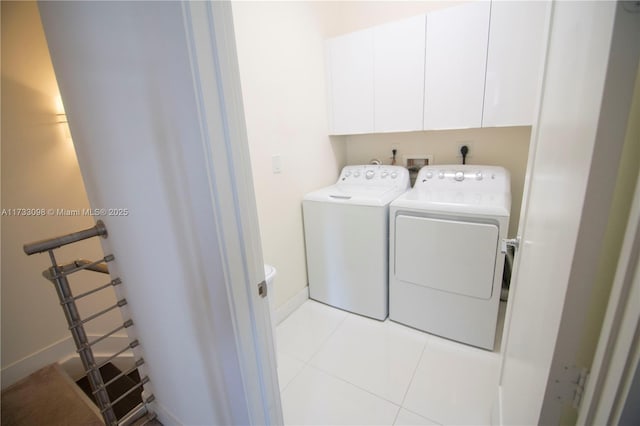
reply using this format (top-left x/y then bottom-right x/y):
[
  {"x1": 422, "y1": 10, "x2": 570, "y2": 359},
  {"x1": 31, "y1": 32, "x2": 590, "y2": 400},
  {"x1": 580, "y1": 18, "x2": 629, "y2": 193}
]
[{"x1": 394, "y1": 215, "x2": 498, "y2": 299}]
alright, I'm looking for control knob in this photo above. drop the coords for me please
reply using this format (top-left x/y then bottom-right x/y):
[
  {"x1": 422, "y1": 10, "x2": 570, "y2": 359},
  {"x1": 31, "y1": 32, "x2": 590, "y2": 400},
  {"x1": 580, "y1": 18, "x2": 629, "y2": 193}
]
[
  {"x1": 475, "y1": 171, "x2": 483, "y2": 181},
  {"x1": 381, "y1": 171, "x2": 389, "y2": 178},
  {"x1": 438, "y1": 171, "x2": 445, "y2": 179},
  {"x1": 365, "y1": 170, "x2": 375, "y2": 180},
  {"x1": 455, "y1": 171, "x2": 465, "y2": 181},
  {"x1": 425, "y1": 172, "x2": 433, "y2": 179},
  {"x1": 390, "y1": 172, "x2": 398, "y2": 179},
  {"x1": 354, "y1": 171, "x2": 361, "y2": 178}
]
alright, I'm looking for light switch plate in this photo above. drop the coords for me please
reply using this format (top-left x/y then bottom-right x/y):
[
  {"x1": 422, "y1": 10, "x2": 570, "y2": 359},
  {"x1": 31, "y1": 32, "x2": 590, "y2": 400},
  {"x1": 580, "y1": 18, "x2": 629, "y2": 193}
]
[{"x1": 272, "y1": 154, "x2": 282, "y2": 174}]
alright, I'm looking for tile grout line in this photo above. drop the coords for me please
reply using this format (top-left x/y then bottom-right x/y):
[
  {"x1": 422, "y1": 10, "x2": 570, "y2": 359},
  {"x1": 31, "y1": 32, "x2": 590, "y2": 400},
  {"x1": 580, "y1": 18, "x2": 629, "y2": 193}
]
[
  {"x1": 286, "y1": 342, "x2": 441, "y2": 426},
  {"x1": 399, "y1": 338, "x2": 428, "y2": 407},
  {"x1": 395, "y1": 338, "x2": 442, "y2": 425},
  {"x1": 301, "y1": 305, "x2": 407, "y2": 415},
  {"x1": 304, "y1": 363, "x2": 403, "y2": 417},
  {"x1": 306, "y1": 308, "x2": 350, "y2": 366},
  {"x1": 390, "y1": 404, "x2": 402, "y2": 426},
  {"x1": 399, "y1": 406, "x2": 443, "y2": 426},
  {"x1": 306, "y1": 305, "x2": 436, "y2": 421},
  {"x1": 278, "y1": 355, "x2": 306, "y2": 394},
  {"x1": 300, "y1": 316, "x2": 421, "y2": 418},
  {"x1": 279, "y1": 301, "x2": 439, "y2": 424},
  {"x1": 276, "y1": 301, "x2": 315, "y2": 394},
  {"x1": 277, "y1": 301, "x2": 350, "y2": 394},
  {"x1": 279, "y1": 300, "x2": 499, "y2": 425}
]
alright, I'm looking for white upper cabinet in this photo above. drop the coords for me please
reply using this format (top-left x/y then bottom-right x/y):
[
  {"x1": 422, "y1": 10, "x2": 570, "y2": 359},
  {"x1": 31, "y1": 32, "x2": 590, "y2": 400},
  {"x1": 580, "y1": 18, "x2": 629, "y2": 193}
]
[
  {"x1": 423, "y1": 1, "x2": 491, "y2": 130},
  {"x1": 324, "y1": 1, "x2": 548, "y2": 135},
  {"x1": 483, "y1": 1, "x2": 549, "y2": 127},
  {"x1": 374, "y1": 15, "x2": 426, "y2": 133},
  {"x1": 325, "y1": 28, "x2": 374, "y2": 135}
]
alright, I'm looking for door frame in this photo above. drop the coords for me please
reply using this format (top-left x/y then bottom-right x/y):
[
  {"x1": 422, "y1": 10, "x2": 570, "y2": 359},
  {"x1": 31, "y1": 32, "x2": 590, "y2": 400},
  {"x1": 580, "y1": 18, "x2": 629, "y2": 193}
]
[
  {"x1": 181, "y1": 2, "x2": 282, "y2": 423},
  {"x1": 577, "y1": 171, "x2": 640, "y2": 425}
]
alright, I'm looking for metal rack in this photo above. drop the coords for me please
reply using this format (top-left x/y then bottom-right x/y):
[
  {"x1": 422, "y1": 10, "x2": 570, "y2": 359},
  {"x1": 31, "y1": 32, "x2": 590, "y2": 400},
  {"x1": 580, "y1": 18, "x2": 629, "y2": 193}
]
[{"x1": 24, "y1": 220, "x2": 156, "y2": 426}]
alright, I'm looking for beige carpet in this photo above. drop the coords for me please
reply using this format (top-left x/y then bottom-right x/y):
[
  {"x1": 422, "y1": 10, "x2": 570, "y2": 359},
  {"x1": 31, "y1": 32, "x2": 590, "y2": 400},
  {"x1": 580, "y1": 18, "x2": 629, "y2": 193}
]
[{"x1": 1, "y1": 363, "x2": 103, "y2": 426}]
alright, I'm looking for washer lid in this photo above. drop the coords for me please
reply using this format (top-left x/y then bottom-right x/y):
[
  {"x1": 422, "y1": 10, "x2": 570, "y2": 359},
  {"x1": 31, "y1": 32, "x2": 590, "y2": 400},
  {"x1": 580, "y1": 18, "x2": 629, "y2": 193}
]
[
  {"x1": 391, "y1": 165, "x2": 511, "y2": 216},
  {"x1": 304, "y1": 165, "x2": 410, "y2": 206},
  {"x1": 304, "y1": 184, "x2": 407, "y2": 206}
]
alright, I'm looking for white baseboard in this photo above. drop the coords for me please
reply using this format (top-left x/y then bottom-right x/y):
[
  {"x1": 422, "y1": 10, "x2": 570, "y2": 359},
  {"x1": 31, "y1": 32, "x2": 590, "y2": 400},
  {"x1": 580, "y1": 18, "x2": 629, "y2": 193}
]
[
  {"x1": 151, "y1": 399, "x2": 181, "y2": 425},
  {"x1": 275, "y1": 285, "x2": 309, "y2": 325},
  {"x1": 1, "y1": 336, "x2": 75, "y2": 389},
  {"x1": 1, "y1": 334, "x2": 134, "y2": 388}
]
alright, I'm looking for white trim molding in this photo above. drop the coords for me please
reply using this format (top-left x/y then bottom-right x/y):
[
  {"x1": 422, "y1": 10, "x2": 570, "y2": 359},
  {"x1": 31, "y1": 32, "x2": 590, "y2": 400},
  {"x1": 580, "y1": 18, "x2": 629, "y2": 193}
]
[
  {"x1": 578, "y1": 174, "x2": 640, "y2": 424},
  {"x1": 275, "y1": 286, "x2": 310, "y2": 325},
  {"x1": 1, "y1": 336, "x2": 75, "y2": 389}
]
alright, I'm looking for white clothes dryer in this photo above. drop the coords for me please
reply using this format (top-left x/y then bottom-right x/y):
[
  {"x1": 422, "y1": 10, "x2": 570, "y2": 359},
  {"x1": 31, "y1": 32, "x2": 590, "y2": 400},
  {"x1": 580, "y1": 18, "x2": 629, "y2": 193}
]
[
  {"x1": 303, "y1": 165, "x2": 409, "y2": 320},
  {"x1": 389, "y1": 165, "x2": 511, "y2": 350}
]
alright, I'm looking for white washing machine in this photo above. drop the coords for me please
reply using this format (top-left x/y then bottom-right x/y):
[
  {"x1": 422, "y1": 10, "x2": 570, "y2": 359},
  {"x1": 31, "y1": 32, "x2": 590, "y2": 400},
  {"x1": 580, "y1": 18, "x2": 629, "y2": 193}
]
[
  {"x1": 389, "y1": 165, "x2": 511, "y2": 350},
  {"x1": 303, "y1": 165, "x2": 410, "y2": 320}
]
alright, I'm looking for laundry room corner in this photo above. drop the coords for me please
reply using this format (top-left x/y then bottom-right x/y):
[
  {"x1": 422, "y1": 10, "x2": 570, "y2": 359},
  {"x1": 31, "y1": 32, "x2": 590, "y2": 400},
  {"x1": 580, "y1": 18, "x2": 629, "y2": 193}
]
[{"x1": 231, "y1": 1, "x2": 347, "y2": 312}]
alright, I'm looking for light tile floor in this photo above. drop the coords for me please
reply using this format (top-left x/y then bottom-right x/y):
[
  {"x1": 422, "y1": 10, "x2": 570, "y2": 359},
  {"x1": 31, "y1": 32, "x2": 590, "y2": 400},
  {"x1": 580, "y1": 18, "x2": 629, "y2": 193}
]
[{"x1": 277, "y1": 300, "x2": 506, "y2": 426}]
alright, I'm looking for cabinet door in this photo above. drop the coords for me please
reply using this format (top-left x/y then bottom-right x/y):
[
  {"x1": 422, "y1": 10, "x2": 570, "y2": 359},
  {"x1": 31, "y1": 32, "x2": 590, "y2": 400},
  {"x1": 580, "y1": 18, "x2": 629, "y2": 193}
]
[
  {"x1": 483, "y1": 1, "x2": 549, "y2": 127},
  {"x1": 374, "y1": 15, "x2": 426, "y2": 133},
  {"x1": 325, "y1": 29, "x2": 374, "y2": 135},
  {"x1": 423, "y1": 1, "x2": 490, "y2": 130}
]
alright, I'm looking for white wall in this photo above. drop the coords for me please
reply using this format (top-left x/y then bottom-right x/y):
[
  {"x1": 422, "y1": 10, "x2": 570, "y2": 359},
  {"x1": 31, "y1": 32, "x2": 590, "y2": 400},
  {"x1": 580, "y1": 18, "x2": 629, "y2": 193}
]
[
  {"x1": 1, "y1": 1, "x2": 119, "y2": 387},
  {"x1": 344, "y1": 127, "x2": 530, "y2": 237},
  {"x1": 312, "y1": 0, "x2": 463, "y2": 37},
  {"x1": 232, "y1": 1, "x2": 346, "y2": 308}
]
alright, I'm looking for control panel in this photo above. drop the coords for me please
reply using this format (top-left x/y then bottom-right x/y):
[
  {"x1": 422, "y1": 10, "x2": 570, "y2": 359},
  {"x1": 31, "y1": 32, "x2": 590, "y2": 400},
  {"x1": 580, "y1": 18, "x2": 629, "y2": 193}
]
[
  {"x1": 415, "y1": 165, "x2": 509, "y2": 189},
  {"x1": 339, "y1": 165, "x2": 409, "y2": 187}
]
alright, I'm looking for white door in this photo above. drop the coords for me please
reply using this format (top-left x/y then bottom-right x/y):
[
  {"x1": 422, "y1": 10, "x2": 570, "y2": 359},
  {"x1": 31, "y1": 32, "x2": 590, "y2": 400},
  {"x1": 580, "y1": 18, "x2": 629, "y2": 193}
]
[
  {"x1": 38, "y1": 2, "x2": 281, "y2": 425},
  {"x1": 579, "y1": 173, "x2": 640, "y2": 425},
  {"x1": 498, "y1": 2, "x2": 640, "y2": 425}
]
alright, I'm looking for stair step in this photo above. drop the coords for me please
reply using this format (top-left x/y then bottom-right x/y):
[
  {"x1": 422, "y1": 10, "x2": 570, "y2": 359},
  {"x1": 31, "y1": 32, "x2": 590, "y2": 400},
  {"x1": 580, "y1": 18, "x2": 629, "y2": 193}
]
[
  {"x1": 76, "y1": 362, "x2": 143, "y2": 420},
  {"x1": 1, "y1": 364, "x2": 102, "y2": 426},
  {"x1": 129, "y1": 412, "x2": 163, "y2": 426}
]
